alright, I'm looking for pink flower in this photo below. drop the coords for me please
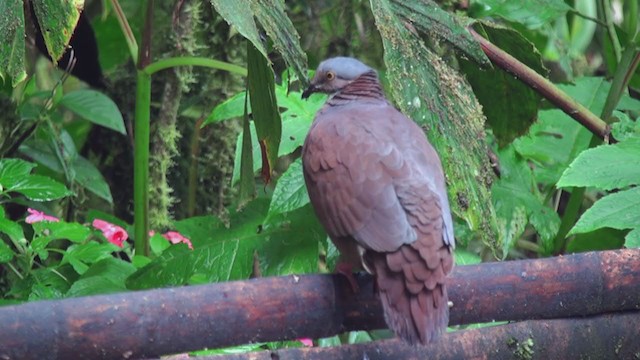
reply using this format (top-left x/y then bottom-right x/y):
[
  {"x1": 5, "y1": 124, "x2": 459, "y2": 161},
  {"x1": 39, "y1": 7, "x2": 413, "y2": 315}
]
[
  {"x1": 92, "y1": 219, "x2": 128, "y2": 248},
  {"x1": 298, "y1": 338, "x2": 313, "y2": 347},
  {"x1": 162, "y1": 231, "x2": 193, "y2": 250},
  {"x1": 25, "y1": 208, "x2": 59, "y2": 224}
]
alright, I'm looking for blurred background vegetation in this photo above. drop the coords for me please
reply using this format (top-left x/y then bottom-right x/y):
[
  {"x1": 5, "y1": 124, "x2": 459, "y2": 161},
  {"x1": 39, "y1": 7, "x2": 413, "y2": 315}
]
[{"x1": 1, "y1": 0, "x2": 639, "y2": 352}]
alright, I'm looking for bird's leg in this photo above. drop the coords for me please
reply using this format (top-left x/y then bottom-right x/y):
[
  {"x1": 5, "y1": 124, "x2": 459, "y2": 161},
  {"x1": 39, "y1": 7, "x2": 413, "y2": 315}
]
[{"x1": 335, "y1": 262, "x2": 360, "y2": 294}]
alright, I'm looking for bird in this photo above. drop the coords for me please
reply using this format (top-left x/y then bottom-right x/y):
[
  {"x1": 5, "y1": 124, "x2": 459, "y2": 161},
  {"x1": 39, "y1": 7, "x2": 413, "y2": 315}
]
[{"x1": 301, "y1": 57, "x2": 455, "y2": 345}]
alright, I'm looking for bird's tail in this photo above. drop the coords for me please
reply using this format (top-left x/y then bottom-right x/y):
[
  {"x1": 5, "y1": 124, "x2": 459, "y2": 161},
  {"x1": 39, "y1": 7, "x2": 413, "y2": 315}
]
[{"x1": 366, "y1": 244, "x2": 452, "y2": 345}]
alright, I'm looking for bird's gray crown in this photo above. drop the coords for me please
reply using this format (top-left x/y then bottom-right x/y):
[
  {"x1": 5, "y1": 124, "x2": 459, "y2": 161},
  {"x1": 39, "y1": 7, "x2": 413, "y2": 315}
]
[{"x1": 317, "y1": 57, "x2": 374, "y2": 80}]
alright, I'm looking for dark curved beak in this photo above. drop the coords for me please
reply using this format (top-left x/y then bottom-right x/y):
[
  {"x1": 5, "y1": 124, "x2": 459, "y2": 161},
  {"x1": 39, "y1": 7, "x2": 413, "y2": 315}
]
[{"x1": 301, "y1": 85, "x2": 316, "y2": 100}]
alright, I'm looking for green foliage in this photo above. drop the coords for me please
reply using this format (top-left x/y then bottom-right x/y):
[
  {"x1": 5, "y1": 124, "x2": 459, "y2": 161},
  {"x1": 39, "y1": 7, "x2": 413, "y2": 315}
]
[
  {"x1": 471, "y1": 0, "x2": 571, "y2": 29},
  {"x1": 0, "y1": 0, "x2": 26, "y2": 85},
  {"x1": 372, "y1": 0, "x2": 499, "y2": 256},
  {"x1": 0, "y1": 158, "x2": 72, "y2": 201},
  {"x1": 2, "y1": 0, "x2": 640, "y2": 355},
  {"x1": 462, "y1": 23, "x2": 545, "y2": 146},
  {"x1": 557, "y1": 137, "x2": 640, "y2": 247},
  {"x1": 31, "y1": 0, "x2": 82, "y2": 63},
  {"x1": 127, "y1": 200, "x2": 325, "y2": 289},
  {"x1": 59, "y1": 90, "x2": 126, "y2": 134}
]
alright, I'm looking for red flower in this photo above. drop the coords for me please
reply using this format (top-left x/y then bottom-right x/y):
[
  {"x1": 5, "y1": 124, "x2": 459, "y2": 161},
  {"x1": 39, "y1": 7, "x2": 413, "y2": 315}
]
[
  {"x1": 162, "y1": 231, "x2": 193, "y2": 250},
  {"x1": 25, "y1": 208, "x2": 59, "y2": 224},
  {"x1": 92, "y1": 219, "x2": 128, "y2": 248},
  {"x1": 298, "y1": 338, "x2": 313, "y2": 347}
]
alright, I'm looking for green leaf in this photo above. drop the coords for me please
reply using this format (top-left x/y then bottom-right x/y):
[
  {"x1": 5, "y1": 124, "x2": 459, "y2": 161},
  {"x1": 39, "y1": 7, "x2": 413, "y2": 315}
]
[
  {"x1": 0, "y1": 0, "x2": 26, "y2": 85},
  {"x1": 268, "y1": 158, "x2": 309, "y2": 218},
  {"x1": 513, "y1": 77, "x2": 610, "y2": 185},
  {"x1": 0, "y1": 158, "x2": 36, "y2": 188},
  {"x1": 566, "y1": 228, "x2": 626, "y2": 253},
  {"x1": 610, "y1": 111, "x2": 640, "y2": 142},
  {"x1": 150, "y1": 233, "x2": 171, "y2": 256},
  {"x1": 625, "y1": 228, "x2": 640, "y2": 249},
  {"x1": 569, "y1": 187, "x2": 640, "y2": 235},
  {"x1": 7, "y1": 175, "x2": 72, "y2": 201},
  {"x1": 492, "y1": 146, "x2": 560, "y2": 255},
  {"x1": 0, "y1": 207, "x2": 25, "y2": 243},
  {"x1": 462, "y1": 23, "x2": 545, "y2": 147},
  {"x1": 259, "y1": 205, "x2": 324, "y2": 276},
  {"x1": 19, "y1": 140, "x2": 112, "y2": 203},
  {"x1": 247, "y1": 43, "x2": 281, "y2": 183},
  {"x1": 389, "y1": 0, "x2": 489, "y2": 66},
  {"x1": 204, "y1": 91, "x2": 249, "y2": 125},
  {"x1": 473, "y1": 0, "x2": 572, "y2": 29},
  {"x1": 32, "y1": 221, "x2": 91, "y2": 244},
  {"x1": 73, "y1": 156, "x2": 113, "y2": 203},
  {"x1": 371, "y1": 0, "x2": 498, "y2": 256},
  {"x1": 31, "y1": 0, "x2": 83, "y2": 62},
  {"x1": 557, "y1": 137, "x2": 640, "y2": 190},
  {"x1": 0, "y1": 240, "x2": 14, "y2": 263},
  {"x1": 230, "y1": 81, "x2": 325, "y2": 185},
  {"x1": 66, "y1": 258, "x2": 136, "y2": 297},
  {"x1": 127, "y1": 200, "x2": 323, "y2": 289},
  {"x1": 62, "y1": 242, "x2": 119, "y2": 275},
  {"x1": 208, "y1": 0, "x2": 268, "y2": 59},
  {"x1": 59, "y1": 90, "x2": 126, "y2": 134},
  {"x1": 251, "y1": 0, "x2": 308, "y2": 86},
  {"x1": 454, "y1": 249, "x2": 482, "y2": 265}
]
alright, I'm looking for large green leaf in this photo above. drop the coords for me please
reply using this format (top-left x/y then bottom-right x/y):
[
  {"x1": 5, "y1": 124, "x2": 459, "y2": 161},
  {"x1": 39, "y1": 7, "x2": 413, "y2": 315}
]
[
  {"x1": 31, "y1": 0, "x2": 83, "y2": 63},
  {"x1": 557, "y1": 137, "x2": 640, "y2": 190},
  {"x1": 20, "y1": 140, "x2": 113, "y2": 203},
  {"x1": 126, "y1": 200, "x2": 323, "y2": 289},
  {"x1": 66, "y1": 258, "x2": 136, "y2": 297},
  {"x1": 209, "y1": 0, "x2": 268, "y2": 58},
  {"x1": 513, "y1": 77, "x2": 610, "y2": 186},
  {"x1": 268, "y1": 158, "x2": 309, "y2": 218},
  {"x1": 472, "y1": 0, "x2": 572, "y2": 29},
  {"x1": 569, "y1": 187, "x2": 640, "y2": 235},
  {"x1": 462, "y1": 23, "x2": 545, "y2": 147},
  {"x1": 252, "y1": 0, "x2": 308, "y2": 86},
  {"x1": 229, "y1": 82, "x2": 325, "y2": 185},
  {"x1": 0, "y1": 0, "x2": 26, "y2": 85},
  {"x1": 62, "y1": 242, "x2": 119, "y2": 275},
  {"x1": 371, "y1": 0, "x2": 499, "y2": 255},
  {"x1": 59, "y1": 90, "x2": 126, "y2": 134},
  {"x1": 6, "y1": 175, "x2": 72, "y2": 201},
  {"x1": 492, "y1": 146, "x2": 560, "y2": 255},
  {"x1": 389, "y1": 0, "x2": 489, "y2": 66},
  {"x1": 247, "y1": 43, "x2": 281, "y2": 183},
  {"x1": 626, "y1": 228, "x2": 640, "y2": 249}
]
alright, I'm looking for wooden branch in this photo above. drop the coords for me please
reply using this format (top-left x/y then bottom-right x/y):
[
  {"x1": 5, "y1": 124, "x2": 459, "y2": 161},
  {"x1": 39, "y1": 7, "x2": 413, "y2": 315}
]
[
  {"x1": 0, "y1": 249, "x2": 638, "y2": 359},
  {"x1": 202, "y1": 311, "x2": 640, "y2": 360}
]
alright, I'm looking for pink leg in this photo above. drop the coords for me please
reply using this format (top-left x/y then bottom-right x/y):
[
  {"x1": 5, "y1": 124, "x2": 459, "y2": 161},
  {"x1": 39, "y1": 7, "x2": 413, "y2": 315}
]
[{"x1": 336, "y1": 262, "x2": 360, "y2": 294}]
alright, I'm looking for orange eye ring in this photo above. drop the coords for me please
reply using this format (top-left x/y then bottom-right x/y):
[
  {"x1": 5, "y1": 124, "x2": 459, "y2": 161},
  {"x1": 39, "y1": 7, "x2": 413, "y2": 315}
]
[{"x1": 326, "y1": 71, "x2": 335, "y2": 80}]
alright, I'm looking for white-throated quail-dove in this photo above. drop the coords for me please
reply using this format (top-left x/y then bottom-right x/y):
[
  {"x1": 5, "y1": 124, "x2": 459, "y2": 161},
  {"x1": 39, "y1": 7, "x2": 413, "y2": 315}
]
[{"x1": 302, "y1": 57, "x2": 455, "y2": 345}]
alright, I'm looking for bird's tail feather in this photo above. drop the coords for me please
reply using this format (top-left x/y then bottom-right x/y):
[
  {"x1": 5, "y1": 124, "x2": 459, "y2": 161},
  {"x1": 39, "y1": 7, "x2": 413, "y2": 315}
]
[{"x1": 367, "y1": 247, "x2": 450, "y2": 345}]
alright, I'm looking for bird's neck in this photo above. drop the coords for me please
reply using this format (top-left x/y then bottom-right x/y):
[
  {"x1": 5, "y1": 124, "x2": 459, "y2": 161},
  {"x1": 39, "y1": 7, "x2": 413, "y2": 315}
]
[{"x1": 327, "y1": 71, "x2": 387, "y2": 106}]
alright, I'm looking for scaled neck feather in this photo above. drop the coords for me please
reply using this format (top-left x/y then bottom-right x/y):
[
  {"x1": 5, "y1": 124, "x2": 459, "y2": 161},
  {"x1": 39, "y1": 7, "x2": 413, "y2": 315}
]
[{"x1": 327, "y1": 71, "x2": 386, "y2": 106}]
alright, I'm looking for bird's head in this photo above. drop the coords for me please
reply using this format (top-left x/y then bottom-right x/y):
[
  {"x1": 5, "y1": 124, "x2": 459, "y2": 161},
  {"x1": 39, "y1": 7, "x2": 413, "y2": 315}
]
[{"x1": 302, "y1": 57, "x2": 374, "y2": 99}]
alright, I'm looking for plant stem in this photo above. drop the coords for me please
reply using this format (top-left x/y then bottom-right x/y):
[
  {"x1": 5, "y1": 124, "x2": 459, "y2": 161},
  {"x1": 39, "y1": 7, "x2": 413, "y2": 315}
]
[
  {"x1": 133, "y1": 71, "x2": 151, "y2": 256},
  {"x1": 469, "y1": 28, "x2": 611, "y2": 141},
  {"x1": 598, "y1": 0, "x2": 622, "y2": 63},
  {"x1": 144, "y1": 57, "x2": 247, "y2": 76},
  {"x1": 110, "y1": 0, "x2": 138, "y2": 65}
]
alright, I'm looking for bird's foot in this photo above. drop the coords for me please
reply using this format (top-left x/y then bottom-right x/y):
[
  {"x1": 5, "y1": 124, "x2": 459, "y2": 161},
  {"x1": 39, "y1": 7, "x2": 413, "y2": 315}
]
[{"x1": 336, "y1": 262, "x2": 360, "y2": 294}]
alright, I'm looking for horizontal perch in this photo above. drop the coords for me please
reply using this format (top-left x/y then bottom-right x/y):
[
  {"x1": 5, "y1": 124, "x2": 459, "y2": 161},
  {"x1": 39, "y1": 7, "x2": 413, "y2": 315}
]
[
  {"x1": 207, "y1": 311, "x2": 640, "y2": 360},
  {"x1": 0, "y1": 249, "x2": 638, "y2": 359}
]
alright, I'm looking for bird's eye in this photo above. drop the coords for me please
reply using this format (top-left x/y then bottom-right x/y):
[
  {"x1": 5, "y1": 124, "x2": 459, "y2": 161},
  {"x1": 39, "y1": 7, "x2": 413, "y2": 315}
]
[{"x1": 326, "y1": 71, "x2": 335, "y2": 80}]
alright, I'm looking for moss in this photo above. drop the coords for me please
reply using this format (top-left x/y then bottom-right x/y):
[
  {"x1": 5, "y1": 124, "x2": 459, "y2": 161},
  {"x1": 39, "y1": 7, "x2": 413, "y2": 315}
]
[{"x1": 507, "y1": 336, "x2": 535, "y2": 360}]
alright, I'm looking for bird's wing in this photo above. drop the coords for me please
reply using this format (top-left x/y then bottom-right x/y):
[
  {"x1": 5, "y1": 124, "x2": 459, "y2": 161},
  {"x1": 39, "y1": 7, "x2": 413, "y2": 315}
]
[{"x1": 302, "y1": 104, "x2": 450, "y2": 253}]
